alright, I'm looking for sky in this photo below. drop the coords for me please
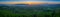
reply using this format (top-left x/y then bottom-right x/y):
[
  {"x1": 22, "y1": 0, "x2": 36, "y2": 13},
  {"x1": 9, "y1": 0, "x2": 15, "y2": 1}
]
[
  {"x1": 0, "y1": 0, "x2": 60, "y2": 2},
  {"x1": 0, "y1": 0, "x2": 60, "y2": 4}
]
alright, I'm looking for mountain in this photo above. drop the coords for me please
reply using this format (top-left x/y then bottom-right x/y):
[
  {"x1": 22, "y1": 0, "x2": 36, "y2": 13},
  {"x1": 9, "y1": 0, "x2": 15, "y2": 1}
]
[{"x1": 0, "y1": 4, "x2": 60, "y2": 10}]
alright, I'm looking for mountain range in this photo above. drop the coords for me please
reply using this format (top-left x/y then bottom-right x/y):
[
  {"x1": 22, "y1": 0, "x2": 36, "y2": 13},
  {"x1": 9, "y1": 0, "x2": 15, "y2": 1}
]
[{"x1": 0, "y1": 4, "x2": 60, "y2": 10}]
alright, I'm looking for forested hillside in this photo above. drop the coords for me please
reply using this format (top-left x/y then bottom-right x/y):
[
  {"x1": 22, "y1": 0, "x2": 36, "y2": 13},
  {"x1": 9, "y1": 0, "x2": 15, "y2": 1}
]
[{"x1": 0, "y1": 4, "x2": 60, "y2": 17}]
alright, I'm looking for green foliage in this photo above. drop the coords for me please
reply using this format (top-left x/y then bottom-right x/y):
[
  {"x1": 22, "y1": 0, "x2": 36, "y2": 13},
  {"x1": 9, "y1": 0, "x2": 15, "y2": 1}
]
[{"x1": 0, "y1": 6, "x2": 60, "y2": 17}]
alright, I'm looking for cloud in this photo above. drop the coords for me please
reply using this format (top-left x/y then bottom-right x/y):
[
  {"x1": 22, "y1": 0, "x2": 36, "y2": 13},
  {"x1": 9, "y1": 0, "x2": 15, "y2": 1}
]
[
  {"x1": 0, "y1": 0, "x2": 60, "y2": 1},
  {"x1": 0, "y1": 0, "x2": 47, "y2": 1}
]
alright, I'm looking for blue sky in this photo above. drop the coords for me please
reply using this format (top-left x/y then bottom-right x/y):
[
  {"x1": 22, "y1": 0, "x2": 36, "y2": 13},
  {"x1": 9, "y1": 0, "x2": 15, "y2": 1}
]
[{"x1": 0, "y1": 0, "x2": 60, "y2": 2}]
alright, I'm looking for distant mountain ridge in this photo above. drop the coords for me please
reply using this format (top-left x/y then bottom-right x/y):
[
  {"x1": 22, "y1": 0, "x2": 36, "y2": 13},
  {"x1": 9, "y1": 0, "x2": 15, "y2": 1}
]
[
  {"x1": 0, "y1": 4, "x2": 60, "y2": 12},
  {"x1": 0, "y1": 4, "x2": 60, "y2": 8}
]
